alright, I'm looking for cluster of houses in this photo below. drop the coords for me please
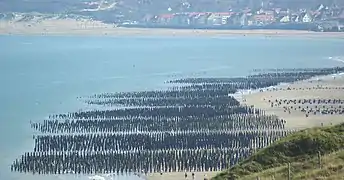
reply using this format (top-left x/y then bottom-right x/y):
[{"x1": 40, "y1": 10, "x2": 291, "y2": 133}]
[{"x1": 140, "y1": 4, "x2": 344, "y2": 30}]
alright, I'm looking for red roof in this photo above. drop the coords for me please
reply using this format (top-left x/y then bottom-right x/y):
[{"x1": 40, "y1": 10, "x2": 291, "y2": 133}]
[
  {"x1": 159, "y1": 14, "x2": 174, "y2": 18},
  {"x1": 188, "y1": 12, "x2": 207, "y2": 15}
]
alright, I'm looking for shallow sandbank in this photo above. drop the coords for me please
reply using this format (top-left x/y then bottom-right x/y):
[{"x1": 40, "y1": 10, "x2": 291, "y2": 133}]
[{"x1": 1, "y1": 19, "x2": 344, "y2": 38}]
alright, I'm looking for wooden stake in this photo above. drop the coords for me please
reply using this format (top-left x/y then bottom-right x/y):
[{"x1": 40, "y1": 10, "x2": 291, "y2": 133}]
[{"x1": 287, "y1": 163, "x2": 291, "y2": 180}]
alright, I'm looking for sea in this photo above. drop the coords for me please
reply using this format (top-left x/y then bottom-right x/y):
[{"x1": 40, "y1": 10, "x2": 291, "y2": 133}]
[{"x1": 0, "y1": 35, "x2": 344, "y2": 180}]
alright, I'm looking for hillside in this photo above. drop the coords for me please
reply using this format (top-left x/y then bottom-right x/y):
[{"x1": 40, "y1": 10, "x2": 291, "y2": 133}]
[
  {"x1": 1, "y1": 0, "x2": 342, "y2": 22},
  {"x1": 212, "y1": 123, "x2": 344, "y2": 180},
  {"x1": 0, "y1": 12, "x2": 92, "y2": 23}
]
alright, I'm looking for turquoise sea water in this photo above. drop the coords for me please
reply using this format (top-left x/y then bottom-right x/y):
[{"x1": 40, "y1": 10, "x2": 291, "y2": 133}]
[{"x1": 0, "y1": 35, "x2": 344, "y2": 180}]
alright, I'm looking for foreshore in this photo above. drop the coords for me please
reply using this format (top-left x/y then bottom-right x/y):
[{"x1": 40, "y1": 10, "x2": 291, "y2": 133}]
[
  {"x1": 1, "y1": 19, "x2": 344, "y2": 37},
  {"x1": 146, "y1": 171, "x2": 218, "y2": 180},
  {"x1": 3, "y1": 19, "x2": 344, "y2": 180},
  {"x1": 241, "y1": 73, "x2": 344, "y2": 129},
  {"x1": 144, "y1": 72, "x2": 344, "y2": 180}
]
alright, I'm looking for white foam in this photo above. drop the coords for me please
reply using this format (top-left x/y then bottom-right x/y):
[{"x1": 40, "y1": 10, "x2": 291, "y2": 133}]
[{"x1": 87, "y1": 173, "x2": 144, "y2": 180}]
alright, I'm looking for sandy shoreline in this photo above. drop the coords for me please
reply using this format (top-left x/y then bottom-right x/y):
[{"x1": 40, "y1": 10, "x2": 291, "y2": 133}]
[
  {"x1": 2, "y1": 19, "x2": 344, "y2": 180},
  {"x1": 1, "y1": 19, "x2": 344, "y2": 37},
  {"x1": 144, "y1": 72, "x2": 344, "y2": 180},
  {"x1": 241, "y1": 73, "x2": 344, "y2": 129},
  {"x1": 3, "y1": 74, "x2": 344, "y2": 180},
  {"x1": 146, "y1": 171, "x2": 219, "y2": 180}
]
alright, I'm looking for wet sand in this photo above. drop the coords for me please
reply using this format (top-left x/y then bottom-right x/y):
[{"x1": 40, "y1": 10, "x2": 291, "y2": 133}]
[
  {"x1": 1, "y1": 19, "x2": 344, "y2": 38},
  {"x1": 147, "y1": 171, "x2": 219, "y2": 180},
  {"x1": 8, "y1": 173, "x2": 143, "y2": 180},
  {"x1": 145, "y1": 73, "x2": 344, "y2": 180},
  {"x1": 241, "y1": 74, "x2": 344, "y2": 129}
]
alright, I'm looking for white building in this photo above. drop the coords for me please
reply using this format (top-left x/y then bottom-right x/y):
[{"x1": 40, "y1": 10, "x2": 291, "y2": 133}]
[
  {"x1": 302, "y1": 13, "x2": 312, "y2": 23},
  {"x1": 280, "y1": 15, "x2": 290, "y2": 23}
]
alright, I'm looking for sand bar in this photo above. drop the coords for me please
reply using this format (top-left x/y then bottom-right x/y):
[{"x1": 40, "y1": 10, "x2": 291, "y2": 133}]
[{"x1": 1, "y1": 19, "x2": 344, "y2": 37}]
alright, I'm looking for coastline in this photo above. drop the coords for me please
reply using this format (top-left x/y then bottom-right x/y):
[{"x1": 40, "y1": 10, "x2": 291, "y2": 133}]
[
  {"x1": 143, "y1": 71, "x2": 344, "y2": 180},
  {"x1": 2, "y1": 23, "x2": 344, "y2": 180},
  {"x1": 240, "y1": 72, "x2": 344, "y2": 129},
  {"x1": 7, "y1": 72, "x2": 343, "y2": 180},
  {"x1": 1, "y1": 19, "x2": 344, "y2": 37},
  {"x1": 146, "y1": 171, "x2": 219, "y2": 180}
]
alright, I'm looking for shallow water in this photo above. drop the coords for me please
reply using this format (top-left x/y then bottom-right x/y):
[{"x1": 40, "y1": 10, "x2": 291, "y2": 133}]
[{"x1": 1, "y1": 35, "x2": 344, "y2": 180}]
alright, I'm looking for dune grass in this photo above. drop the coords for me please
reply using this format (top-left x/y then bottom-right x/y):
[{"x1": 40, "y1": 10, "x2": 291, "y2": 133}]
[{"x1": 212, "y1": 123, "x2": 344, "y2": 180}]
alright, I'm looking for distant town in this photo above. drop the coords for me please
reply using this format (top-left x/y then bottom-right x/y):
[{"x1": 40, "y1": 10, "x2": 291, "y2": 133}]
[
  {"x1": 119, "y1": 3, "x2": 344, "y2": 32},
  {"x1": 1, "y1": 0, "x2": 344, "y2": 32}
]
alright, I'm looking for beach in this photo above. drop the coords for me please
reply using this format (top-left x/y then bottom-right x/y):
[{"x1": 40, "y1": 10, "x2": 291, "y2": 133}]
[
  {"x1": 1, "y1": 19, "x2": 344, "y2": 37},
  {"x1": 241, "y1": 73, "x2": 344, "y2": 129},
  {"x1": 146, "y1": 171, "x2": 219, "y2": 180},
  {"x1": 144, "y1": 72, "x2": 344, "y2": 180}
]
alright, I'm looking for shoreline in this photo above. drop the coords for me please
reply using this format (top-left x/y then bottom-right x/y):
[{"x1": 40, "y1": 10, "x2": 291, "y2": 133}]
[
  {"x1": 2, "y1": 27, "x2": 344, "y2": 180},
  {"x1": 144, "y1": 71, "x2": 344, "y2": 180},
  {"x1": 3, "y1": 72, "x2": 344, "y2": 180},
  {"x1": 240, "y1": 72, "x2": 344, "y2": 129},
  {"x1": 1, "y1": 20, "x2": 344, "y2": 37}
]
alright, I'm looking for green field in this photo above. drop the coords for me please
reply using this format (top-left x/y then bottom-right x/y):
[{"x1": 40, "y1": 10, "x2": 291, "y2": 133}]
[{"x1": 213, "y1": 123, "x2": 344, "y2": 180}]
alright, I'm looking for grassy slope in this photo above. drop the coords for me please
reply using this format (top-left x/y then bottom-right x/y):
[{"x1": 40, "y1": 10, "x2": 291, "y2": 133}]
[
  {"x1": 237, "y1": 150, "x2": 344, "y2": 180},
  {"x1": 213, "y1": 123, "x2": 344, "y2": 180}
]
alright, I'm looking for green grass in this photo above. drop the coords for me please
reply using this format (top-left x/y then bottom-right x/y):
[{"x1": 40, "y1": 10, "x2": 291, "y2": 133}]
[{"x1": 212, "y1": 123, "x2": 344, "y2": 180}]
